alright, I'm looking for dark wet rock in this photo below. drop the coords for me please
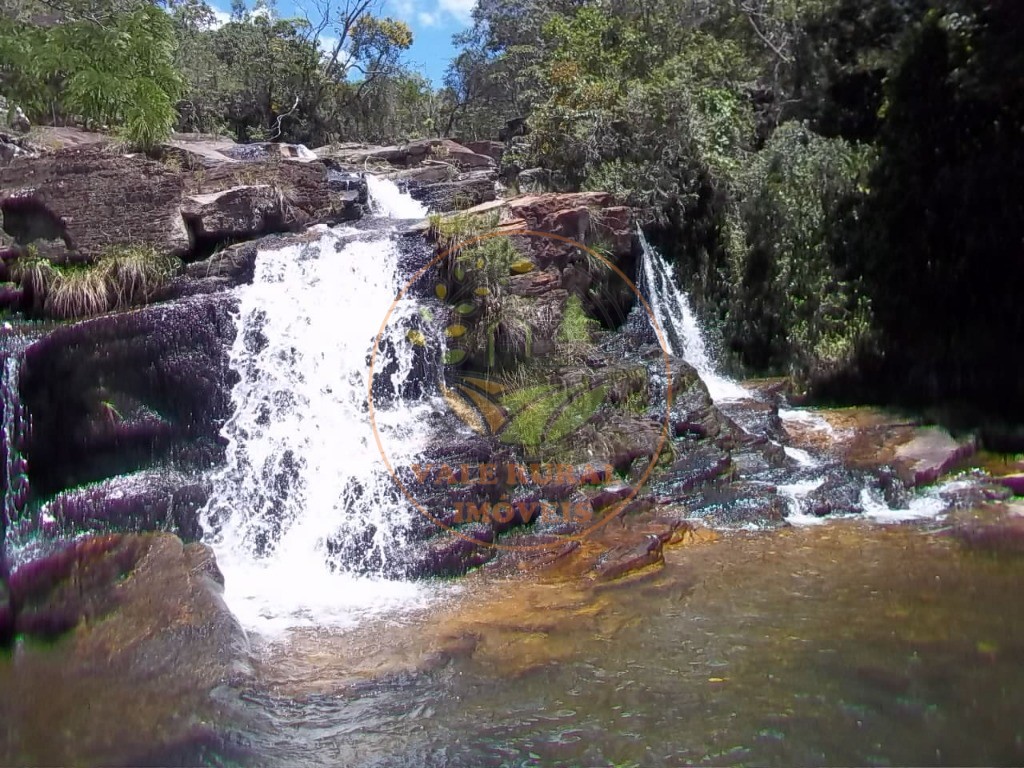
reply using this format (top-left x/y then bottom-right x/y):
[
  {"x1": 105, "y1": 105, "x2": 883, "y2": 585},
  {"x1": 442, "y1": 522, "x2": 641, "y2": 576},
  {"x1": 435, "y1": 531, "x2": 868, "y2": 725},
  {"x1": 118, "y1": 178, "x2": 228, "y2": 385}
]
[
  {"x1": 178, "y1": 240, "x2": 258, "y2": 286},
  {"x1": 649, "y1": 444, "x2": 733, "y2": 501},
  {"x1": 627, "y1": 515, "x2": 695, "y2": 545},
  {"x1": 729, "y1": 438, "x2": 788, "y2": 478},
  {"x1": 407, "y1": 169, "x2": 497, "y2": 212},
  {"x1": 486, "y1": 536, "x2": 581, "y2": 575},
  {"x1": 805, "y1": 469, "x2": 865, "y2": 517},
  {"x1": 21, "y1": 293, "x2": 237, "y2": 495},
  {"x1": 874, "y1": 464, "x2": 910, "y2": 507},
  {"x1": 41, "y1": 471, "x2": 210, "y2": 541},
  {"x1": 326, "y1": 168, "x2": 369, "y2": 203},
  {"x1": 595, "y1": 535, "x2": 664, "y2": 581},
  {"x1": 409, "y1": 525, "x2": 496, "y2": 578},
  {"x1": 717, "y1": 398, "x2": 785, "y2": 443},
  {"x1": 681, "y1": 481, "x2": 787, "y2": 527}
]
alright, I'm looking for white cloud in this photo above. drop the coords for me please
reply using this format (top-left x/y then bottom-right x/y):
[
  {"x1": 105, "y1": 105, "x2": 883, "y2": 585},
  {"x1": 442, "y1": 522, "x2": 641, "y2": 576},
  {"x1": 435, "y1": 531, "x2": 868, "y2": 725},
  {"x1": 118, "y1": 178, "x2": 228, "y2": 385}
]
[
  {"x1": 393, "y1": 0, "x2": 416, "y2": 18},
  {"x1": 209, "y1": 6, "x2": 231, "y2": 28},
  {"x1": 417, "y1": 10, "x2": 438, "y2": 26},
  {"x1": 437, "y1": 0, "x2": 474, "y2": 24},
  {"x1": 319, "y1": 36, "x2": 339, "y2": 54}
]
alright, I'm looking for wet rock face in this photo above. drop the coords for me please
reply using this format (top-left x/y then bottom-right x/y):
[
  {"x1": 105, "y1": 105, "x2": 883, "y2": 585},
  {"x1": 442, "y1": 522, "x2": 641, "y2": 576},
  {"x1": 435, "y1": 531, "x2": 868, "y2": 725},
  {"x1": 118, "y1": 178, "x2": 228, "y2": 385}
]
[
  {"x1": 20, "y1": 293, "x2": 237, "y2": 495},
  {"x1": 39, "y1": 471, "x2": 211, "y2": 542}
]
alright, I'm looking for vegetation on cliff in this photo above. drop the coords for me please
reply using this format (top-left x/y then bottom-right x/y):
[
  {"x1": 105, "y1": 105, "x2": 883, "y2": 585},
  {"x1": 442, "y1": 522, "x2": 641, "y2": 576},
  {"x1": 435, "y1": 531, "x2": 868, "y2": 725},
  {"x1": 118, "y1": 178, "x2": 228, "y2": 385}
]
[
  {"x1": 1, "y1": 0, "x2": 1021, "y2": 422},
  {"x1": 448, "y1": 0, "x2": 1024, "y2": 422}
]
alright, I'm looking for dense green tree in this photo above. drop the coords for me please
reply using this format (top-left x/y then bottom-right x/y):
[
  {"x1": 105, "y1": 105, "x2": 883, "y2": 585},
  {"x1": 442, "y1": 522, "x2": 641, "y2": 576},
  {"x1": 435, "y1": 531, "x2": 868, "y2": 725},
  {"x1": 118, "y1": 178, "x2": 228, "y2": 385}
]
[{"x1": 0, "y1": 0, "x2": 182, "y2": 148}]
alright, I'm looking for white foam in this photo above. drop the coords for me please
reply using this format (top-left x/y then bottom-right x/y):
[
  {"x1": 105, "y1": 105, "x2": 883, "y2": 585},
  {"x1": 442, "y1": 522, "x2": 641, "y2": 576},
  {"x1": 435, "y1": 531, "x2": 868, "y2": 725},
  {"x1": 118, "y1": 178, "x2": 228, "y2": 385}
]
[
  {"x1": 366, "y1": 174, "x2": 429, "y2": 219},
  {"x1": 778, "y1": 476, "x2": 828, "y2": 526},
  {"x1": 202, "y1": 188, "x2": 437, "y2": 636},
  {"x1": 784, "y1": 445, "x2": 820, "y2": 468},
  {"x1": 779, "y1": 408, "x2": 837, "y2": 435}
]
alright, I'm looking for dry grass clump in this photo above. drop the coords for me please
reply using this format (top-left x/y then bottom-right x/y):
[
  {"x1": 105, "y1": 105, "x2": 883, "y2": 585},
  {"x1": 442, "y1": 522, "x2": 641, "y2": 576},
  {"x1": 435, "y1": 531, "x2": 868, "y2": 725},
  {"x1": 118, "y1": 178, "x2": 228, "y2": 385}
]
[{"x1": 12, "y1": 245, "x2": 180, "y2": 319}]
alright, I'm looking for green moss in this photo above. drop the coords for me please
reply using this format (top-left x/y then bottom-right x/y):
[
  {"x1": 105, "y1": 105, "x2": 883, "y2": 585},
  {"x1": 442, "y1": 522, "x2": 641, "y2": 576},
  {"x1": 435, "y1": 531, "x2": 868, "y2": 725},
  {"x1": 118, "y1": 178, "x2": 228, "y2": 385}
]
[
  {"x1": 558, "y1": 295, "x2": 599, "y2": 344},
  {"x1": 622, "y1": 389, "x2": 648, "y2": 415}
]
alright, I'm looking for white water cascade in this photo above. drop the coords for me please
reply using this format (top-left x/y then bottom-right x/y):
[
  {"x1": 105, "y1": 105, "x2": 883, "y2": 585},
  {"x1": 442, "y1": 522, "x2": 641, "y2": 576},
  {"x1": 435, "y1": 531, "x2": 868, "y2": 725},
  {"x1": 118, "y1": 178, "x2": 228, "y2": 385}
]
[
  {"x1": 366, "y1": 174, "x2": 429, "y2": 219},
  {"x1": 637, "y1": 233, "x2": 751, "y2": 403},
  {"x1": 202, "y1": 177, "x2": 436, "y2": 636}
]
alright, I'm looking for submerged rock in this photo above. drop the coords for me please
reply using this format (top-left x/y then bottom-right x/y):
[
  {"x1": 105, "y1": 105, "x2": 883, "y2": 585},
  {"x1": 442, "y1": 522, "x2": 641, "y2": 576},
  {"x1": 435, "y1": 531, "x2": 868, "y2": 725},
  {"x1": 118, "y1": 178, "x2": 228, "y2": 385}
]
[
  {"x1": 594, "y1": 535, "x2": 664, "y2": 581},
  {"x1": 0, "y1": 533, "x2": 248, "y2": 766},
  {"x1": 409, "y1": 523, "x2": 496, "y2": 578}
]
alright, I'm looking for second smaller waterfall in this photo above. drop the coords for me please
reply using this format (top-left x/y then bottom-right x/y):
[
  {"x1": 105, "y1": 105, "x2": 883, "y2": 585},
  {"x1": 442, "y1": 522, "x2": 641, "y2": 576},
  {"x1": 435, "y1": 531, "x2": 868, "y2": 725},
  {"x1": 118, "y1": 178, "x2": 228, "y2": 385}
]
[{"x1": 637, "y1": 234, "x2": 750, "y2": 403}]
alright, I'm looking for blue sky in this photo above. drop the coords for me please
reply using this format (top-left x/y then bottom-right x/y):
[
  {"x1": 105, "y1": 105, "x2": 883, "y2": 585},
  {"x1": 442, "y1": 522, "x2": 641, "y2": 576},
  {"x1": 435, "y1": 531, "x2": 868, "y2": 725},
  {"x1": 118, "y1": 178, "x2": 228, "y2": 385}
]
[{"x1": 209, "y1": 0, "x2": 470, "y2": 85}]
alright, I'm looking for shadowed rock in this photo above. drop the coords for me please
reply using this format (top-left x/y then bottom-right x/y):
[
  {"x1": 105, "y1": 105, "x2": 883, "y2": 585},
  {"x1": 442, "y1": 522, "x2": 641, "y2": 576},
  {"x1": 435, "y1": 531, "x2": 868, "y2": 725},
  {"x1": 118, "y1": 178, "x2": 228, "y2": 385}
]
[
  {"x1": 40, "y1": 471, "x2": 211, "y2": 541},
  {"x1": 21, "y1": 293, "x2": 237, "y2": 494}
]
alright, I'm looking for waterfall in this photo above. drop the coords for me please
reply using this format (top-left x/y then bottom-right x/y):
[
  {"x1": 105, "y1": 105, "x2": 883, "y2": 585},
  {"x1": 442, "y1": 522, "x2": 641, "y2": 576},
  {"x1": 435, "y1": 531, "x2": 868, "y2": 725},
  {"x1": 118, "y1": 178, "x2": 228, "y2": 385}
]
[
  {"x1": 202, "y1": 177, "x2": 436, "y2": 636},
  {"x1": 1, "y1": 336, "x2": 31, "y2": 568},
  {"x1": 366, "y1": 174, "x2": 429, "y2": 219},
  {"x1": 637, "y1": 233, "x2": 750, "y2": 403}
]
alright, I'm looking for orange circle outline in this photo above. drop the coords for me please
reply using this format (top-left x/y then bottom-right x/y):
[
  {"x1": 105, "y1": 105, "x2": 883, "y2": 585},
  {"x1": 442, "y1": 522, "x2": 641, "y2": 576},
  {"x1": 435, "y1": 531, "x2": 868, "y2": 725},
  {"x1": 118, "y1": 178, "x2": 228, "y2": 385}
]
[{"x1": 368, "y1": 229, "x2": 675, "y2": 552}]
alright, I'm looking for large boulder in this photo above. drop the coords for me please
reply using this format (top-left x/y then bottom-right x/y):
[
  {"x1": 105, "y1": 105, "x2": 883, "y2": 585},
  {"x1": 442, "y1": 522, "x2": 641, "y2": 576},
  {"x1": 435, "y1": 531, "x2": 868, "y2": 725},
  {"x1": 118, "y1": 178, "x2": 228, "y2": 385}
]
[
  {"x1": 316, "y1": 138, "x2": 495, "y2": 172},
  {"x1": 406, "y1": 169, "x2": 497, "y2": 212},
  {"x1": 182, "y1": 184, "x2": 291, "y2": 246},
  {"x1": 0, "y1": 145, "x2": 363, "y2": 266},
  {"x1": 20, "y1": 292, "x2": 237, "y2": 495},
  {"x1": 462, "y1": 140, "x2": 504, "y2": 161},
  {"x1": 0, "y1": 147, "x2": 190, "y2": 259}
]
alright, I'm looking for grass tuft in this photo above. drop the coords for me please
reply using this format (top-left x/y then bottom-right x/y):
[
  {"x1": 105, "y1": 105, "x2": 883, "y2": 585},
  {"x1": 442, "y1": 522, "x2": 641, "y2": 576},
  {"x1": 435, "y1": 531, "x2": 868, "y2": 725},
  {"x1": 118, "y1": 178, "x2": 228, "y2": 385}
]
[{"x1": 11, "y1": 245, "x2": 180, "y2": 319}]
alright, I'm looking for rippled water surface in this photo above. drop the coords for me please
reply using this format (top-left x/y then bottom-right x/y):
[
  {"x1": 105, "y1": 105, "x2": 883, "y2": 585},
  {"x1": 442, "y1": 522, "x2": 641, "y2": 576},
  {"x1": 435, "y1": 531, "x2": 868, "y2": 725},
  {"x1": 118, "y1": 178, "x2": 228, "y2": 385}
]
[{"x1": 235, "y1": 521, "x2": 1024, "y2": 767}]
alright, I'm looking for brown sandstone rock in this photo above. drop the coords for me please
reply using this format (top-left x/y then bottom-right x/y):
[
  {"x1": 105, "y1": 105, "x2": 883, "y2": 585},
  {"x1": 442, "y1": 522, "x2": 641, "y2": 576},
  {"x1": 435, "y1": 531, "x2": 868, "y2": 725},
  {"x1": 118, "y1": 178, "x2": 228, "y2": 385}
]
[
  {"x1": 595, "y1": 535, "x2": 664, "y2": 581},
  {"x1": 0, "y1": 145, "x2": 359, "y2": 265},
  {"x1": 0, "y1": 147, "x2": 190, "y2": 259},
  {"x1": 316, "y1": 138, "x2": 495, "y2": 171}
]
